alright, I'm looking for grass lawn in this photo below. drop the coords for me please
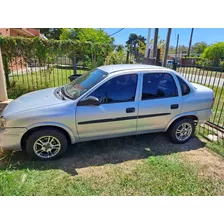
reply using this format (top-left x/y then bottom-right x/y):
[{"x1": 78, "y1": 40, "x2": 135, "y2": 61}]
[
  {"x1": 7, "y1": 67, "x2": 87, "y2": 99},
  {"x1": 210, "y1": 86, "x2": 224, "y2": 126},
  {"x1": 0, "y1": 134, "x2": 224, "y2": 196},
  {"x1": 206, "y1": 140, "x2": 224, "y2": 157}
]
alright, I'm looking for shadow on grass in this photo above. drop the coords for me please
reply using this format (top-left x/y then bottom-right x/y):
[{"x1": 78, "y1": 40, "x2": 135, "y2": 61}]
[{"x1": 0, "y1": 133, "x2": 205, "y2": 176}]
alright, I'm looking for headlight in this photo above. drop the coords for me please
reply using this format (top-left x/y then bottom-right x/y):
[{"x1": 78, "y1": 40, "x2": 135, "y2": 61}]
[{"x1": 0, "y1": 116, "x2": 6, "y2": 130}]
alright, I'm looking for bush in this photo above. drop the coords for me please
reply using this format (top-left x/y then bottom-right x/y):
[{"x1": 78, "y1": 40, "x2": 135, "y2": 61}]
[
  {"x1": 201, "y1": 42, "x2": 224, "y2": 67},
  {"x1": 104, "y1": 51, "x2": 126, "y2": 65},
  {"x1": 219, "y1": 61, "x2": 224, "y2": 70}
]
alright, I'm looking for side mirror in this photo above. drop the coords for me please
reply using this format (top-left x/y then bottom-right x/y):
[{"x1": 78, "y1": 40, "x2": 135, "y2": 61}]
[{"x1": 77, "y1": 96, "x2": 100, "y2": 106}]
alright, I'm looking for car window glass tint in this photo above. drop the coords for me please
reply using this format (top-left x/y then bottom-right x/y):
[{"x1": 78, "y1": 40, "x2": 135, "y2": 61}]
[
  {"x1": 142, "y1": 73, "x2": 178, "y2": 100},
  {"x1": 91, "y1": 74, "x2": 138, "y2": 104}
]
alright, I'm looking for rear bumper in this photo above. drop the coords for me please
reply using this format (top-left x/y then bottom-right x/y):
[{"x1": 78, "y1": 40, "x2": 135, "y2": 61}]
[
  {"x1": 0, "y1": 128, "x2": 27, "y2": 151},
  {"x1": 197, "y1": 109, "x2": 213, "y2": 124}
]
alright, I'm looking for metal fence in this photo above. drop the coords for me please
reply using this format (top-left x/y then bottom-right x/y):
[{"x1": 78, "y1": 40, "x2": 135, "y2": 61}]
[
  {"x1": 4, "y1": 55, "x2": 88, "y2": 99},
  {"x1": 4, "y1": 52, "x2": 224, "y2": 143},
  {"x1": 175, "y1": 65, "x2": 224, "y2": 143}
]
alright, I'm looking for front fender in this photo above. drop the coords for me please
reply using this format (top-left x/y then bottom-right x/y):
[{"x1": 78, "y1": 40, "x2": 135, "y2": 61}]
[{"x1": 26, "y1": 122, "x2": 76, "y2": 144}]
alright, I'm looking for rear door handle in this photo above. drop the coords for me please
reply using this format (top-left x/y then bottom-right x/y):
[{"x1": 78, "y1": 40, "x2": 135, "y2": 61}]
[
  {"x1": 171, "y1": 104, "x2": 179, "y2": 109},
  {"x1": 126, "y1": 107, "x2": 135, "y2": 113}
]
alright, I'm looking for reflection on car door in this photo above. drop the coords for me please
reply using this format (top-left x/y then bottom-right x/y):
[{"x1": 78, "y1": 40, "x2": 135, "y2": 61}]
[
  {"x1": 137, "y1": 72, "x2": 182, "y2": 132},
  {"x1": 76, "y1": 74, "x2": 139, "y2": 139}
]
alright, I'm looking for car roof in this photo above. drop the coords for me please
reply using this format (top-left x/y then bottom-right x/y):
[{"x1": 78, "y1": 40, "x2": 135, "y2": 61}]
[{"x1": 98, "y1": 64, "x2": 165, "y2": 74}]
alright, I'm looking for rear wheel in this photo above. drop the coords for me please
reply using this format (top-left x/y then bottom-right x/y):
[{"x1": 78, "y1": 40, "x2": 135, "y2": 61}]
[
  {"x1": 26, "y1": 128, "x2": 68, "y2": 160},
  {"x1": 168, "y1": 119, "x2": 195, "y2": 143}
]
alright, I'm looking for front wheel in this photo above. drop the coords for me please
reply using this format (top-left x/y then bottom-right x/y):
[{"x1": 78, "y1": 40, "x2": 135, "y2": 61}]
[
  {"x1": 168, "y1": 119, "x2": 195, "y2": 143},
  {"x1": 26, "y1": 128, "x2": 68, "y2": 160}
]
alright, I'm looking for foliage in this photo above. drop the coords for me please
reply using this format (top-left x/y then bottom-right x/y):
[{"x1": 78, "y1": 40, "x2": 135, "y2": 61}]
[
  {"x1": 219, "y1": 61, "x2": 224, "y2": 69},
  {"x1": 201, "y1": 42, "x2": 224, "y2": 66},
  {"x1": 126, "y1": 33, "x2": 146, "y2": 58},
  {"x1": 59, "y1": 28, "x2": 114, "y2": 69},
  {"x1": 192, "y1": 41, "x2": 208, "y2": 55},
  {"x1": 115, "y1": 45, "x2": 124, "y2": 52},
  {"x1": 207, "y1": 140, "x2": 224, "y2": 157},
  {"x1": 0, "y1": 35, "x2": 114, "y2": 72},
  {"x1": 39, "y1": 28, "x2": 62, "y2": 40},
  {"x1": 137, "y1": 39, "x2": 146, "y2": 55},
  {"x1": 158, "y1": 39, "x2": 165, "y2": 59},
  {"x1": 104, "y1": 50, "x2": 126, "y2": 65}
]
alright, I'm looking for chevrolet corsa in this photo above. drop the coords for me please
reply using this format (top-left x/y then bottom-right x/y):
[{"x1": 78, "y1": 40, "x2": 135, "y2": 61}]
[{"x1": 0, "y1": 64, "x2": 214, "y2": 160}]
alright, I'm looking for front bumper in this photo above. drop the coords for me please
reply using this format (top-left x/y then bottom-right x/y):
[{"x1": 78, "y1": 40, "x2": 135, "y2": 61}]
[{"x1": 0, "y1": 128, "x2": 27, "y2": 151}]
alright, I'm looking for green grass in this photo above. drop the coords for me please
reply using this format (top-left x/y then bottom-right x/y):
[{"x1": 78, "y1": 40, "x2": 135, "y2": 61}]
[
  {"x1": 0, "y1": 148, "x2": 224, "y2": 196},
  {"x1": 206, "y1": 141, "x2": 224, "y2": 157}
]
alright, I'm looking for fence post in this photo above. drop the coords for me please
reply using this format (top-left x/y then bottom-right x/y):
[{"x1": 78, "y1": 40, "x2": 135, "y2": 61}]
[
  {"x1": 73, "y1": 56, "x2": 77, "y2": 75},
  {"x1": 0, "y1": 47, "x2": 8, "y2": 102}
]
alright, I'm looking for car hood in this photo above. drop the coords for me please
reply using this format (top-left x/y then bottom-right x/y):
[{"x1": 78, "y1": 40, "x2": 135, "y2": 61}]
[{"x1": 3, "y1": 87, "x2": 67, "y2": 116}]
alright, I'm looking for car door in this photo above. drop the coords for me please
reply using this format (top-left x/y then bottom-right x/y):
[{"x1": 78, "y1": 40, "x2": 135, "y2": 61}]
[
  {"x1": 76, "y1": 73, "x2": 139, "y2": 140},
  {"x1": 137, "y1": 72, "x2": 182, "y2": 132}
]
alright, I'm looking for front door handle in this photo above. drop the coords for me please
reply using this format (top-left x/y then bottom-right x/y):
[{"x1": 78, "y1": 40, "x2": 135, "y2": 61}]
[
  {"x1": 126, "y1": 107, "x2": 135, "y2": 113},
  {"x1": 171, "y1": 104, "x2": 179, "y2": 109}
]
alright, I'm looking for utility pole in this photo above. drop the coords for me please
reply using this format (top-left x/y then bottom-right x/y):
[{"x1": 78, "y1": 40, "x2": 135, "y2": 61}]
[
  {"x1": 152, "y1": 28, "x2": 159, "y2": 59},
  {"x1": 187, "y1": 28, "x2": 194, "y2": 57},
  {"x1": 144, "y1": 28, "x2": 151, "y2": 58},
  {"x1": 175, "y1": 34, "x2": 179, "y2": 59},
  {"x1": 162, "y1": 28, "x2": 172, "y2": 67}
]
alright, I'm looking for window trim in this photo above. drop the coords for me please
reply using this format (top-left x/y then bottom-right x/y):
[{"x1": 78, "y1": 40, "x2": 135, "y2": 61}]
[
  {"x1": 176, "y1": 75, "x2": 191, "y2": 96},
  {"x1": 141, "y1": 72, "x2": 179, "y2": 101},
  {"x1": 84, "y1": 73, "x2": 139, "y2": 105}
]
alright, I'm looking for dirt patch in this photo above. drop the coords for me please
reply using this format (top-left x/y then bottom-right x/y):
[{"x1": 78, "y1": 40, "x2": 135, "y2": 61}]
[
  {"x1": 1, "y1": 133, "x2": 223, "y2": 181},
  {"x1": 76, "y1": 159, "x2": 145, "y2": 177},
  {"x1": 179, "y1": 147, "x2": 224, "y2": 180}
]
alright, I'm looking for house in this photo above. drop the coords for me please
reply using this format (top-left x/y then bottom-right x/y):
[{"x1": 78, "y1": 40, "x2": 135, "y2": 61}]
[
  {"x1": 0, "y1": 28, "x2": 47, "y2": 72},
  {"x1": 0, "y1": 28, "x2": 43, "y2": 38}
]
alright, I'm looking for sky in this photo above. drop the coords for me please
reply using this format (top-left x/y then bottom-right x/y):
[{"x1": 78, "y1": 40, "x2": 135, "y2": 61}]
[{"x1": 102, "y1": 28, "x2": 224, "y2": 46}]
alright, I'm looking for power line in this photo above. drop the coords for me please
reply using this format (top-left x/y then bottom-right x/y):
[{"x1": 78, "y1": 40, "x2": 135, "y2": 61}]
[{"x1": 109, "y1": 28, "x2": 124, "y2": 36}]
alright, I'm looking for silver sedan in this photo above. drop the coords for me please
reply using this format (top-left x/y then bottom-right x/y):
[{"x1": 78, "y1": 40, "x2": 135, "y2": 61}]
[{"x1": 0, "y1": 64, "x2": 214, "y2": 160}]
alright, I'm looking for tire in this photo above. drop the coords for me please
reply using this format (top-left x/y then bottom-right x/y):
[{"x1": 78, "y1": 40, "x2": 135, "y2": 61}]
[
  {"x1": 168, "y1": 118, "x2": 195, "y2": 144},
  {"x1": 26, "y1": 128, "x2": 68, "y2": 161}
]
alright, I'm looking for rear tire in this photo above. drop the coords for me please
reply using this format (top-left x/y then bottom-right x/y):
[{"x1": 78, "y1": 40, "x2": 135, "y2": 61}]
[
  {"x1": 26, "y1": 128, "x2": 68, "y2": 161},
  {"x1": 168, "y1": 118, "x2": 195, "y2": 144}
]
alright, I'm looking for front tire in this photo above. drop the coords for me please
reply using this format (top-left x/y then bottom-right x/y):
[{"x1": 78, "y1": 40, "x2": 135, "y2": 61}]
[
  {"x1": 168, "y1": 119, "x2": 195, "y2": 143},
  {"x1": 26, "y1": 128, "x2": 68, "y2": 160}
]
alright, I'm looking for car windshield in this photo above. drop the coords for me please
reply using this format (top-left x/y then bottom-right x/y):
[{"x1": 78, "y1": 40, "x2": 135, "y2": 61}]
[{"x1": 63, "y1": 68, "x2": 108, "y2": 99}]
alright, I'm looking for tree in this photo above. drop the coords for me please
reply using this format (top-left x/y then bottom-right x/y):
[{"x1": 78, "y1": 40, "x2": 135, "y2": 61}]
[
  {"x1": 59, "y1": 28, "x2": 114, "y2": 68},
  {"x1": 179, "y1": 45, "x2": 188, "y2": 53},
  {"x1": 202, "y1": 42, "x2": 224, "y2": 66},
  {"x1": 192, "y1": 41, "x2": 208, "y2": 55},
  {"x1": 168, "y1": 45, "x2": 176, "y2": 54},
  {"x1": 126, "y1": 33, "x2": 146, "y2": 57},
  {"x1": 39, "y1": 28, "x2": 62, "y2": 40},
  {"x1": 116, "y1": 45, "x2": 124, "y2": 52},
  {"x1": 104, "y1": 50, "x2": 126, "y2": 65}
]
